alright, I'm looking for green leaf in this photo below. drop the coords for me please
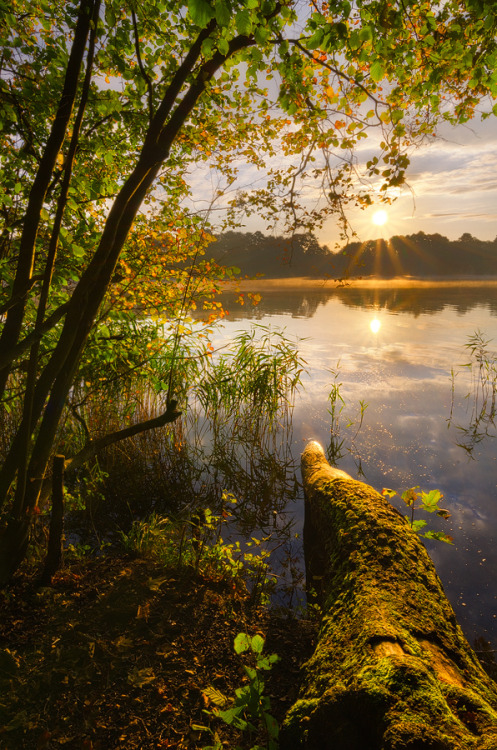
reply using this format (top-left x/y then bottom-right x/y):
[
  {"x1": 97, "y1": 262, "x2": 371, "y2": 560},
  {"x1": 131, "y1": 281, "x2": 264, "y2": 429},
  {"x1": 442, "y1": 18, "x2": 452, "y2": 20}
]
[
  {"x1": 234, "y1": 632, "x2": 250, "y2": 654},
  {"x1": 420, "y1": 489, "x2": 443, "y2": 511},
  {"x1": 254, "y1": 24, "x2": 271, "y2": 45},
  {"x1": 359, "y1": 26, "x2": 373, "y2": 43},
  {"x1": 251, "y1": 634, "x2": 265, "y2": 654},
  {"x1": 263, "y1": 711, "x2": 279, "y2": 740},
  {"x1": 261, "y1": 0, "x2": 276, "y2": 15},
  {"x1": 370, "y1": 61, "x2": 385, "y2": 82},
  {"x1": 188, "y1": 0, "x2": 215, "y2": 28},
  {"x1": 412, "y1": 519, "x2": 427, "y2": 532},
  {"x1": 202, "y1": 37, "x2": 215, "y2": 57},
  {"x1": 423, "y1": 531, "x2": 454, "y2": 545},
  {"x1": 72, "y1": 245, "x2": 85, "y2": 258},
  {"x1": 236, "y1": 8, "x2": 253, "y2": 36},
  {"x1": 307, "y1": 28, "x2": 324, "y2": 50},
  {"x1": 216, "y1": 706, "x2": 252, "y2": 731},
  {"x1": 243, "y1": 665, "x2": 257, "y2": 681},
  {"x1": 105, "y1": 5, "x2": 116, "y2": 27},
  {"x1": 214, "y1": 0, "x2": 230, "y2": 26},
  {"x1": 217, "y1": 37, "x2": 229, "y2": 55}
]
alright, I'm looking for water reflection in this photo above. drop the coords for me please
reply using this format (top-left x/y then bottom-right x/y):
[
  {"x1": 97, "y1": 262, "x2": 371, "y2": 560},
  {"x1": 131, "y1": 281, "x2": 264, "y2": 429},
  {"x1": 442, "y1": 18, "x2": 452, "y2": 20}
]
[
  {"x1": 211, "y1": 282, "x2": 497, "y2": 650},
  {"x1": 370, "y1": 318, "x2": 381, "y2": 334},
  {"x1": 215, "y1": 281, "x2": 497, "y2": 321},
  {"x1": 448, "y1": 330, "x2": 497, "y2": 459}
]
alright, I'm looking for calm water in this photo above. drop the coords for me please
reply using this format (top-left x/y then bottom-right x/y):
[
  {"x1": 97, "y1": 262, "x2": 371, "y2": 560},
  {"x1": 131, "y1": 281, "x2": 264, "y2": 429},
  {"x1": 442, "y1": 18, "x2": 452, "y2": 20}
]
[{"x1": 217, "y1": 282, "x2": 497, "y2": 651}]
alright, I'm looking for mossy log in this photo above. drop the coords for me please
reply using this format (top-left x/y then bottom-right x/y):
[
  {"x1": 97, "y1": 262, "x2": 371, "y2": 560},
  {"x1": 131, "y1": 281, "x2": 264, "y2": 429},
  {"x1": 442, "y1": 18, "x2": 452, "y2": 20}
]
[{"x1": 280, "y1": 441, "x2": 497, "y2": 750}]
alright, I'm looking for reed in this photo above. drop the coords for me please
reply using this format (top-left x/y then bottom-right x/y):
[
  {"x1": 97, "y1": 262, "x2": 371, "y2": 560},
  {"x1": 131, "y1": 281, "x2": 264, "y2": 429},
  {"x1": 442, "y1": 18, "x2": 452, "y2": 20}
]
[
  {"x1": 61, "y1": 325, "x2": 305, "y2": 539},
  {"x1": 449, "y1": 330, "x2": 497, "y2": 456}
]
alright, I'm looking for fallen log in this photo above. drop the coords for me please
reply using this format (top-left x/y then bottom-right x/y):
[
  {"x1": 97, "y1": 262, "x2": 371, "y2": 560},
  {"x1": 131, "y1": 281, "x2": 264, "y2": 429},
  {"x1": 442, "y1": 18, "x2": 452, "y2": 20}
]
[{"x1": 280, "y1": 441, "x2": 497, "y2": 750}]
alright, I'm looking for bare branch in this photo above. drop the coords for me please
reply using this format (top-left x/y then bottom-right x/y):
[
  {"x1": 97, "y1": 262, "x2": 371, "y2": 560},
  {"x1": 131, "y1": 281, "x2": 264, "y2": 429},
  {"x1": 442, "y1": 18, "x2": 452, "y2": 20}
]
[
  {"x1": 131, "y1": 8, "x2": 154, "y2": 122},
  {"x1": 64, "y1": 399, "x2": 181, "y2": 473}
]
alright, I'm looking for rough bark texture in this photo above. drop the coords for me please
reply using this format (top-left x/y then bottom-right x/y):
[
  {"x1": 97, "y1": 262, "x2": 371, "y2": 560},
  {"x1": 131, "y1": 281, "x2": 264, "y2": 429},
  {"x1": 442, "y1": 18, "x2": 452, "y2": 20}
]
[{"x1": 280, "y1": 441, "x2": 497, "y2": 750}]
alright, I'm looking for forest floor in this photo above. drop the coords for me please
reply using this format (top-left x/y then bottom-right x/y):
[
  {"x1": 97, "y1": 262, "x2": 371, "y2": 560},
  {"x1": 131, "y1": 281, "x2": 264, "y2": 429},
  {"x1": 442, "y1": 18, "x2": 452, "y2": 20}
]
[{"x1": 0, "y1": 554, "x2": 318, "y2": 750}]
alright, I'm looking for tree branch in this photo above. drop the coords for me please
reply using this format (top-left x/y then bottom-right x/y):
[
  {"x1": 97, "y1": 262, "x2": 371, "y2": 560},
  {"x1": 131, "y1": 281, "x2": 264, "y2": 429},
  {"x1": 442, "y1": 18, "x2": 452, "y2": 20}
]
[
  {"x1": 64, "y1": 399, "x2": 181, "y2": 474},
  {"x1": 131, "y1": 8, "x2": 154, "y2": 122}
]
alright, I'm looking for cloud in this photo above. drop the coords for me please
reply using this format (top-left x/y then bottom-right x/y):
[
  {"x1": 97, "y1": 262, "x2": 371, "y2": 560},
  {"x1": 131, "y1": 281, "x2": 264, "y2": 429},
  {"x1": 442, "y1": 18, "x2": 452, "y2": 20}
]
[{"x1": 423, "y1": 211, "x2": 497, "y2": 220}]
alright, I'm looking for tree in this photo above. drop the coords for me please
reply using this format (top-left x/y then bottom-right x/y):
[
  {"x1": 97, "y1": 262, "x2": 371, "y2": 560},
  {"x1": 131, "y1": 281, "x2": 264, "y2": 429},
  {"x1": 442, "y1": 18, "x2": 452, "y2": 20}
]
[{"x1": 0, "y1": 0, "x2": 496, "y2": 584}]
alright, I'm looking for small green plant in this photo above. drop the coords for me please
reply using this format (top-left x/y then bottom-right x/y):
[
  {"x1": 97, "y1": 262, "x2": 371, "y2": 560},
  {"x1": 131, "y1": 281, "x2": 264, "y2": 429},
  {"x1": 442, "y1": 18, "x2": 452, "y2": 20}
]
[
  {"x1": 119, "y1": 494, "x2": 276, "y2": 603},
  {"x1": 326, "y1": 363, "x2": 367, "y2": 469},
  {"x1": 197, "y1": 632, "x2": 280, "y2": 750},
  {"x1": 382, "y1": 486, "x2": 453, "y2": 544}
]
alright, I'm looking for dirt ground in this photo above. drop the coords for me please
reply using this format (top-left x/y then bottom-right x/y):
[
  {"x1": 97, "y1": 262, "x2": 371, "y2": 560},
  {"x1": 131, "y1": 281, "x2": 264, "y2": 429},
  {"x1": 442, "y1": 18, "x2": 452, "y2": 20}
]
[{"x1": 0, "y1": 554, "x2": 318, "y2": 750}]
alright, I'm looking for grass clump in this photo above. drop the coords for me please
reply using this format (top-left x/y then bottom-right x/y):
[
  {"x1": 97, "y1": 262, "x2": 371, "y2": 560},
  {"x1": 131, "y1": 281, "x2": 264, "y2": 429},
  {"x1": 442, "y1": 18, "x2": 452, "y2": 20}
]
[{"x1": 120, "y1": 494, "x2": 276, "y2": 608}]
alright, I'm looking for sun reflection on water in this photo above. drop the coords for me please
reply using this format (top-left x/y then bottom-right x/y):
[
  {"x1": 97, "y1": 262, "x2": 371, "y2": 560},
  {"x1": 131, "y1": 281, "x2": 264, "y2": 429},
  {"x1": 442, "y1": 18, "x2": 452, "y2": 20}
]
[{"x1": 370, "y1": 318, "x2": 381, "y2": 334}]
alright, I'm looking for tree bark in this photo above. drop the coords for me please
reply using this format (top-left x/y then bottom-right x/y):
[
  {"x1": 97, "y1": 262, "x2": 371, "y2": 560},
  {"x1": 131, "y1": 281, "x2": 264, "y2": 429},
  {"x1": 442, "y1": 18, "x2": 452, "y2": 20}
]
[
  {"x1": 280, "y1": 441, "x2": 497, "y2": 750},
  {"x1": 39, "y1": 455, "x2": 65, "y2": 587},
  {"x1": 0, "y1": 0, "x2": 97, "y2": 399}
]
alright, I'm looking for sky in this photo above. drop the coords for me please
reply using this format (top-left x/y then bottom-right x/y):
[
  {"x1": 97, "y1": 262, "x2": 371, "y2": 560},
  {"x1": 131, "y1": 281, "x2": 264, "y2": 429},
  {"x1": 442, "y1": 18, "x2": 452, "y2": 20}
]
[
  {"x1": 318, "y1": 115, "x2": 497, "y2": 248},
  {"x1": 184, "y1": 55, "x2": 497, "y2": 251},
  {"x1": 191, "y1": 111, "x2": 497, "y2": 250}
]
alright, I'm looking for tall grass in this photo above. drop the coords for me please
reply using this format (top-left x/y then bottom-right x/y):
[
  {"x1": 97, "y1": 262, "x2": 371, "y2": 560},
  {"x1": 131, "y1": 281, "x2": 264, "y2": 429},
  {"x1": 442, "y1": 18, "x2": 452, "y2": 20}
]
[{"x1": 62, "y1": 325, "x2": 305, "y2": 539}]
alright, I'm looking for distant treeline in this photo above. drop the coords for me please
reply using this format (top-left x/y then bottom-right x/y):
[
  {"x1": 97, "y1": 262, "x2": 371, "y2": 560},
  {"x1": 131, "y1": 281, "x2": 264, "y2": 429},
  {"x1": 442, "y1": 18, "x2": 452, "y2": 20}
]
[{"x1": 206, "y1": 230, "x2": 497, "y2": 278}]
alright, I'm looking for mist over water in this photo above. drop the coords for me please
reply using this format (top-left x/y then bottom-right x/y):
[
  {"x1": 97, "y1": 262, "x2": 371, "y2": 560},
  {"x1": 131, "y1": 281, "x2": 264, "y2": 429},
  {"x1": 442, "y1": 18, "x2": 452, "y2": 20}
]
[{"x1": 216, "y1": 280, "x2": 497, "y2": 650}]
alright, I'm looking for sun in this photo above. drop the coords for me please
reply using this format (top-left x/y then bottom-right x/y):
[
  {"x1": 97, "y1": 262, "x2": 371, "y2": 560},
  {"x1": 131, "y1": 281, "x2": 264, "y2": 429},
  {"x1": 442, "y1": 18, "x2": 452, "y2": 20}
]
[{"x1": 372, "y1": 210, "x2": 388, "y2": 226}]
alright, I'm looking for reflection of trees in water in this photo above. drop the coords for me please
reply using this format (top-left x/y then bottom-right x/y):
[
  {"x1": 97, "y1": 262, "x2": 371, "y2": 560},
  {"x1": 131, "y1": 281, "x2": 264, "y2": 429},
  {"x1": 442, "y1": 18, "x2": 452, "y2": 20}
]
[
  {"x1": 220, "y1": 285, "x2": 497, "y2": 321},
  {"x1": 220, "y1": 290, "x2": 330, "y2": 320},
  {"x1": 96, "y1": 327, "x2": 304, "y2": 542},
  {"x1": 337, "y1": 286, "x2": 497, "y2": 318},
  {"x1": 97, "y1": 397, "x2": 300, "y2": 539}
]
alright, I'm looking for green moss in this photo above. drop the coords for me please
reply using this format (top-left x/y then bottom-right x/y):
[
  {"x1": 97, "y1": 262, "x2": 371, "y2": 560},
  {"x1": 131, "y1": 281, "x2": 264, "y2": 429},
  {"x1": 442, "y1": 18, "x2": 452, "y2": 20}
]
[{"x1": 281, "y1": 442, "x2": 497, "y2": 750}]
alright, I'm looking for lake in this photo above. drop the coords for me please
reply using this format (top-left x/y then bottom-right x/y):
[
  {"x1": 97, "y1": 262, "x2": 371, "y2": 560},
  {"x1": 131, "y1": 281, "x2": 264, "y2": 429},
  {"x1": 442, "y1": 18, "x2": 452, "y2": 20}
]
[{"x1": 214, "y1": 280, "x2": 497, "y2": 653}]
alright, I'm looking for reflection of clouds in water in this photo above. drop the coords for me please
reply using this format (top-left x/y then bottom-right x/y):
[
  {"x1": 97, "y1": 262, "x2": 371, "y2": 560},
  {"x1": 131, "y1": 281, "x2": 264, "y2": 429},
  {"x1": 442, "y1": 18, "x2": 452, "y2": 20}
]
[{"x1": 216, "y1": 286, "x2": 497, "y2": 647}]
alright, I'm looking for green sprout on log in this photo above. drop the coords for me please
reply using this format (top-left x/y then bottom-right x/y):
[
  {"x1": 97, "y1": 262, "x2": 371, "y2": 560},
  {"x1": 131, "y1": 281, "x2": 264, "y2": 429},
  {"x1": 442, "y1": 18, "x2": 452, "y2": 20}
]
[{"x1": 382, "y1": 487, "x2": 453, "y2": 545}]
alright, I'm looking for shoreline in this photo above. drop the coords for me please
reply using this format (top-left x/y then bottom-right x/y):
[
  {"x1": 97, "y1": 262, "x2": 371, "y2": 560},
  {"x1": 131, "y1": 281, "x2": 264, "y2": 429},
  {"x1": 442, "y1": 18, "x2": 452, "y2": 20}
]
[{"x1": 222, "y1": 276, "x2": 497, "y2": 291}]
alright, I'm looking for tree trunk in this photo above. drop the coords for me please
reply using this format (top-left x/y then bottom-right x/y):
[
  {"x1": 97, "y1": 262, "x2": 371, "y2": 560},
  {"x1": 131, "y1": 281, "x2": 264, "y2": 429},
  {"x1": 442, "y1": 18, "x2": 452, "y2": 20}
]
[
  {"x1": 280, "y1": 441, "x2": 497, "y2": 750},
  {"x1": 39, "y1": 455, "x2": 65, "y2": 587}
]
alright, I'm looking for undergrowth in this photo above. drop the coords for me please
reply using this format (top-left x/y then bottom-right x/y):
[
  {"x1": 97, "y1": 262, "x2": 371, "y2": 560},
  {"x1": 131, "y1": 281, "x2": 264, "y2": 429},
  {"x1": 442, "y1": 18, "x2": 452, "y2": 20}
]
[{"x1": 120, "y1": 493, "x2": 277, "y2": 608}]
